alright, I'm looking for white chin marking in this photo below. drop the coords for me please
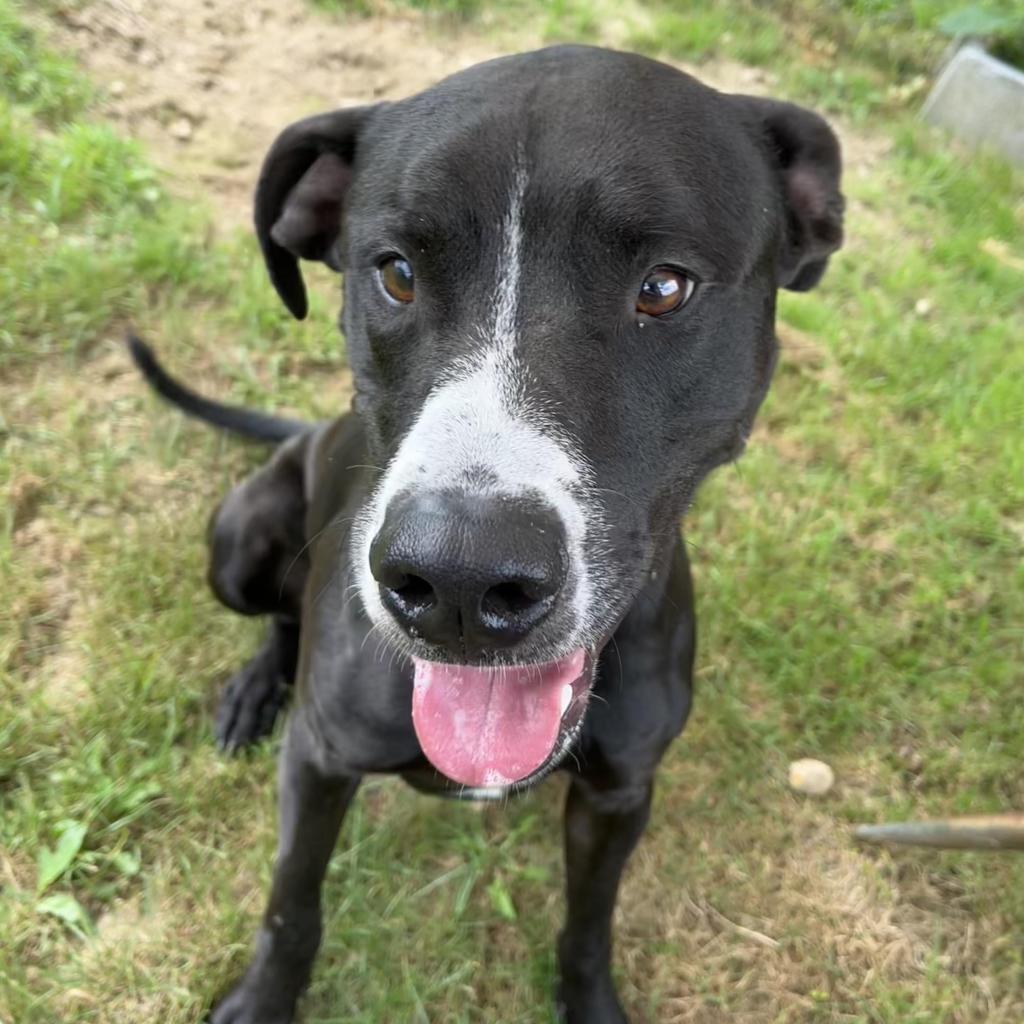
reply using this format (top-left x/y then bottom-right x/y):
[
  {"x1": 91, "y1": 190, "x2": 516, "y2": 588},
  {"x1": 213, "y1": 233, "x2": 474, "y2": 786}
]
[
  {"x1": 352, "y1": 154, "x2": 607, "y2": 648},
  {"x1": 457, "y1": 784, "x2": 509, "y2": 802}
]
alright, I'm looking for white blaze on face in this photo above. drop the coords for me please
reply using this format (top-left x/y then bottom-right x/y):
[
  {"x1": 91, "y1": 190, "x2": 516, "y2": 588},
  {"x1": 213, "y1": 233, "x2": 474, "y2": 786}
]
[{"x1": 352, "y1": 159, "x2": 600, "y2": 646}]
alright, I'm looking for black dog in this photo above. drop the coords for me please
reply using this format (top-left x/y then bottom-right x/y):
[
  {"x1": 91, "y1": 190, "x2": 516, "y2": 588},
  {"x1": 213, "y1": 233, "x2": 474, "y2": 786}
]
[{"x1": 134, "y1": 45, "x2": 843, "y2": 1024}]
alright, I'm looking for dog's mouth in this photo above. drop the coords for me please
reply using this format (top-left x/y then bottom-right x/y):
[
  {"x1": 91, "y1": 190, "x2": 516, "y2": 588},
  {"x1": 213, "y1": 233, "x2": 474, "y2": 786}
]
[{"x1": 411, "y1": 648, "x2": 592, "y2": 788}]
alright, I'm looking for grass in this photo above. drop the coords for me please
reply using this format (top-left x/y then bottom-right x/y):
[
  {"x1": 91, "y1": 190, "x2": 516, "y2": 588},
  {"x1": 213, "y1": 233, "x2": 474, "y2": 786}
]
[
  {"x1": 609, "y1": 0, "x2": 1014, "y2": 119},
  {"x1": 314, "y1": 0, "x2": 1024, "y2": 120},
  {"x1": 2, "y1": 0, "x2": 1024, "y2": 1022}
]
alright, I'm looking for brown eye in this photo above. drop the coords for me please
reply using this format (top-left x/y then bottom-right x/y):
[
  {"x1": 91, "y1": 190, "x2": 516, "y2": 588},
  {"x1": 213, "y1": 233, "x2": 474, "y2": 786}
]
[
  {"x1": 636, "y1": 267, "x2": 695, "y2": 318},
  {"x1": 378, "y1": 256, "x2": 415, "y2": 304}
]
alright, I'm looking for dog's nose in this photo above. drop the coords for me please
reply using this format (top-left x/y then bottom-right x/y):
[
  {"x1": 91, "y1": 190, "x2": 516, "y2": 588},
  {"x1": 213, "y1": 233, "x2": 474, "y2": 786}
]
[{"x1": 369, "y1": 492, "x2": 568, "y2": 654}]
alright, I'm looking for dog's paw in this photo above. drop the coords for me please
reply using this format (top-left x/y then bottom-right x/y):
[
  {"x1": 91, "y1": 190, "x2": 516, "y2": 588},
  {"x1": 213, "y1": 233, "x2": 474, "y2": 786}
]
[
  {"x1": 207, "y1": 982, "x2": 294, "y2": 1024},
  {"x1": 555, "y1": 979, "x2": 629, "y2": 1024},
  {"x1": 214, "y1": 658, "x2": 290, "y2": 754}
]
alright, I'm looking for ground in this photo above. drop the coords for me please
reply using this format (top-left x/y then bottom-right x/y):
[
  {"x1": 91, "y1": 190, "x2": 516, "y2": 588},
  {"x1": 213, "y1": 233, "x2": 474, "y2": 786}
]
[{"x1": 2, "y1": 0, "x2": 1023, "y2": 1022}]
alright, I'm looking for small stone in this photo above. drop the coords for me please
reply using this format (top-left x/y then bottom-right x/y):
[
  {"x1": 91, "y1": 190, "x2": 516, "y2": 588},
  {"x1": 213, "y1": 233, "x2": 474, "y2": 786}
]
[
  {"x1": 788, "y1": 758, "x2": 835, "y2": 796},
  {"x1": 169, "y1": 117, "x2": 193, "y2": 142},
  {"x1": 914, "y1": 297, "x2": 933, "y2": 317},
  {"x1": 109, "y1": 79, "x2": 126, "y2": 97}
]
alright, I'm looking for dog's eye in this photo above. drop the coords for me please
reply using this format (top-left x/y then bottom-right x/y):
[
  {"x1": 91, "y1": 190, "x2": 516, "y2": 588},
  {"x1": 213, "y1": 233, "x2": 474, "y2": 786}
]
[
  {"x1": 636, "y1": 267, "x2": 695, "y2": 318},
  {"x1": 378, "y1": 256, "x2": 415, "y2": 304}
]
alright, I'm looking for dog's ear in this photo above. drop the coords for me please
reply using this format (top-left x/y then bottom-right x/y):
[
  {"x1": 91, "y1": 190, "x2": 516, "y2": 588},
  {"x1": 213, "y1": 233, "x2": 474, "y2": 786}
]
[
  {"x1": 255, "y1": 105, "x2": 381, "y2": 319},
  {"x1": 735, "y1": 96, "x2": 844, "y2": 291}
]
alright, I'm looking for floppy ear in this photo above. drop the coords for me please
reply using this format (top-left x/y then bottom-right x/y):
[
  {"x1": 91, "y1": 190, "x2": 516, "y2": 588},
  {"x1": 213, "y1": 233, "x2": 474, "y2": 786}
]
[
  {"x1": 736, "y1": 96, "x2": 844, "y2": 291},
  {"x1": 255, "y1": 105, "x2": 381, "y2": 319}
]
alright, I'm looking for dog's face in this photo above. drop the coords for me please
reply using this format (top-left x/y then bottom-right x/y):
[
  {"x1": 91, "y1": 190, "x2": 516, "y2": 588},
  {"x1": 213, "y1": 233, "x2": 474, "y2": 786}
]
[{"x1": 255, "y1": 46, "x2": 843, "y2": 788}]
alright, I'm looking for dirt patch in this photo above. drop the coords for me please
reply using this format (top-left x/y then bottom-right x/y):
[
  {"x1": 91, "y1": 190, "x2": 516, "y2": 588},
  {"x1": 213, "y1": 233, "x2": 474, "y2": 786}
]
[
  {"x1": 8, "y1": 472, "x2": 46, "y2": 533},
  {"x1": 7, "y1": 517, "x2": 83, "y2": 670},
  {"x1": 92, "y1": 896, "x2": 170, "y2": 949},
  {"x1": 28, "y1": 609, "x2": 94, "y2": 710},
  {"x1": 44, "y1": 0, "x2": 882, "y2": 238},
  {"x1": 47, "y1": 0, "x2": 503, "y2": 232}
]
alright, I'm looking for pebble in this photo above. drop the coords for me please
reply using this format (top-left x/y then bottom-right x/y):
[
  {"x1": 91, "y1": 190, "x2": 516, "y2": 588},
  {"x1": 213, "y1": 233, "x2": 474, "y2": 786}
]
[
  {"x1": 169, "y1": 117, "x2": 193, "y2": 142},
  {"x1": 788, "y1": 758, "x2": 835, "y2": 796}
]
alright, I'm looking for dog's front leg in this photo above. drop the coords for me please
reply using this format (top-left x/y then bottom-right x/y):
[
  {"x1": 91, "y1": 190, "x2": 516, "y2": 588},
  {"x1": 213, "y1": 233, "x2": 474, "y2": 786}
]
[
  {"x1": 556, "y1": 776, "x2": 653, "y2": 1024},
  {"x1": 210, "y1": 721, "x2": 359, "y2": 1024}
]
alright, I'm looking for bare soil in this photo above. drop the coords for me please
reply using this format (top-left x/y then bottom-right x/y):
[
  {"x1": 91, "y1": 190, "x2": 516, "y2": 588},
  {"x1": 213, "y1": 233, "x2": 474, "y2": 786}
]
[
  {"x1": 45, "y1": 0, "x2": 887, "y2": 236},
  {"x1": 47, "y1": 0, "x2": 505, "y2": 230}
]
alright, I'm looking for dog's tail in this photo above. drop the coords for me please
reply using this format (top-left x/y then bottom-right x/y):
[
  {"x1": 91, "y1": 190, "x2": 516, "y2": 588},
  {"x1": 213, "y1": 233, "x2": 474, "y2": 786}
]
[{"x1": 127, "y1": 334, "x2": 310, "y2": 443}]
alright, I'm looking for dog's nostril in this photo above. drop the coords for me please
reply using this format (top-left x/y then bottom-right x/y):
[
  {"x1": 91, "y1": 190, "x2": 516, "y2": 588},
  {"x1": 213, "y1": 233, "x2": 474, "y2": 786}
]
[
  {"x1": 481, "y1": 579, "x2": 551, "y2": 621},
  {"x1": 392, "y1": 573, "x2": 436, "y2": 610}
]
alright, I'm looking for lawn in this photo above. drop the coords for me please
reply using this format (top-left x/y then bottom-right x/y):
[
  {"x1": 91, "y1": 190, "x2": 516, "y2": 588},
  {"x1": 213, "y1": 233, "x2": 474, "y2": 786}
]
[{"x1": 1, "y1": 0, "x2": 1023, "y2": 1022}]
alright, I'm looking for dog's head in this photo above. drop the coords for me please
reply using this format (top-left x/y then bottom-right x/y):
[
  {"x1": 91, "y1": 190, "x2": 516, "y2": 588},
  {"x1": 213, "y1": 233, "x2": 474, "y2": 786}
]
[{"x1": 255, "y1": 46, "x2": 843, "y2": 788}]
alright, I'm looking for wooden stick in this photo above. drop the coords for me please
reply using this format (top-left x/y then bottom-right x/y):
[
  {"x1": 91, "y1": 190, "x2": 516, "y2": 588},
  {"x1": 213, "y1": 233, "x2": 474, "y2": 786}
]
[{"x1": 855, "y1": 814, "x2": 1024, "y2": 851}]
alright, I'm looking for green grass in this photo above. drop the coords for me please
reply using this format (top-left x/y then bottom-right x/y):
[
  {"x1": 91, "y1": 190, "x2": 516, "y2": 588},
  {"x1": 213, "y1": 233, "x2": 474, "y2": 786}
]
[
  {"x1": 314, "y1": 0, "x2": 1024, "y2": 119},
  {"x1": 2, "y1": 0, "x2": 1024, "y2": 1022}
]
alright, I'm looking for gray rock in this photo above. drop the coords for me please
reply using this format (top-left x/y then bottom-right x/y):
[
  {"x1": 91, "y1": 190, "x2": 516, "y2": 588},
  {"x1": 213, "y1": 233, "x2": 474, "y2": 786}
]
[{"x1": 922, "y1": 43, "x2": 1024, "y2": 165}]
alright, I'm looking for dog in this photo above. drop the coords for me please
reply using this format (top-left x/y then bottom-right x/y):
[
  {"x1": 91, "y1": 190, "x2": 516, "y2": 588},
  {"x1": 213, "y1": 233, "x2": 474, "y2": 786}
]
[{"x1": 132, "y1": 44, "x2": 843, "y2": 1024}]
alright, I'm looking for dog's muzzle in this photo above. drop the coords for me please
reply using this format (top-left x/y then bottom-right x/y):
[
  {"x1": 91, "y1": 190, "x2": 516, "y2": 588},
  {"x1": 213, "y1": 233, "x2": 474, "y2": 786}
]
[{"x1": 369, "y1": 490, "x2": 590, "y2": 787}]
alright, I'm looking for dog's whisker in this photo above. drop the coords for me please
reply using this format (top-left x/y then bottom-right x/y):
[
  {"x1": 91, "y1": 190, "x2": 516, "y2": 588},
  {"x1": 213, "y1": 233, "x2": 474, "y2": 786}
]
[
  {"x1": 310, "y1": 567, "x2": 342, "y2": 609},
  {"x1": 609, "y1": 635, "x2": 625, "y2": 687},
  {"x1": 359, "y1": 620, "x2": 382, "y2": 655},
  {"x1": 278, "y1": 514, "x2": 348, "y2": 601}
]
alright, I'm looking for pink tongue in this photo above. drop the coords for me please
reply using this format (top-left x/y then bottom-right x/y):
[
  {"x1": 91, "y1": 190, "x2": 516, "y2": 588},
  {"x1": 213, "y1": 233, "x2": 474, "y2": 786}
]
[{"x1": 412, "y1": 649, "x2": 586, "y2": 788}]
